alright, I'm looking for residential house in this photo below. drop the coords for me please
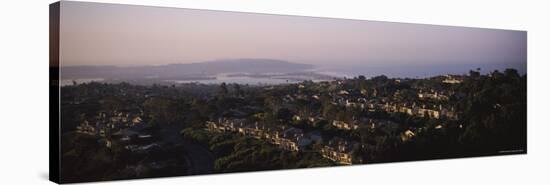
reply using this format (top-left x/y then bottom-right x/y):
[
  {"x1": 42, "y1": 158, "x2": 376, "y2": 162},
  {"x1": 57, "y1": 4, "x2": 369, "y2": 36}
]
[
  {"x1": 321, "y1": 138, "x2": 356, "y2": 165},
  {"x1": 76, "y1": 120, "x2": 96, "y2": 135},
  {"x1": 332, "y1": 120, "x2": 360, "y2": 130},
  {"x1": 442, "y1": 75, "x2": 463, "y2": 84}
]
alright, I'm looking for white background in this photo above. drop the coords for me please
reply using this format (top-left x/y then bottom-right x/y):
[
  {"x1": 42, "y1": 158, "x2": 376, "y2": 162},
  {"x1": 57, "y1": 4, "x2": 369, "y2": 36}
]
[{"x1": 0, "y1": 0, "x2": 548, "y2": 184}]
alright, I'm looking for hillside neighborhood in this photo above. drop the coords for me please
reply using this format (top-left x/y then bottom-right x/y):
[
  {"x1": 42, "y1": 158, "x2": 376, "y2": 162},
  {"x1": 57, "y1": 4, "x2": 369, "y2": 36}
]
[{"x1": 60, "y1": 69, "x2": 526, "y2": 181}]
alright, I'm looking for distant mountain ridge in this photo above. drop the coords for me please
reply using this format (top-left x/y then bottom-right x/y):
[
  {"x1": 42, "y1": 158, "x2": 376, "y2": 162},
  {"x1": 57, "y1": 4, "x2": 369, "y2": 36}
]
[{"x1": 61, "y1": 59, "x2": 313, "y2": 80}]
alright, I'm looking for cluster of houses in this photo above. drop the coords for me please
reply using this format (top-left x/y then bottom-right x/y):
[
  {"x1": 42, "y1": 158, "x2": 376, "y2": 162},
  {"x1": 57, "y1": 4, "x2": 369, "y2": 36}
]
[
  {"x1": 329, "y1": 118, "x2": 401, "y2": 132},
  {"x1": 417, "y1": 89, "x2": 451, "y2": 101},
  {"x1": 321, "y1": 138, "x2": 358, "y2": 165},
  {"x1": 326, "y1": 91, "x2": 459, "y2": 120},
  {"x1": 380, "y1": 102, "x2": 459, "y2": 120},
  {"x1": 205, "y1": 118, "x2": 356, "y2": 165},
  {"x1": 442, "y1": 75, "x2": 464, "y2": 84},
  {"x1": 75, "y1": 109, "x2": 150, "y2": 148},
  {"x1": 206, "y1": 76, "x2": 466, "y2": 164},
  {"x1": 330, "y1": 96, "x2": 459, "y2": 120},
  {"x1": 286, "y1": 82, "x2": 462, "y2": 122},
  {"x1": 76, "y1": 110, "x2": 144, "y2": 137},
  {"x1": 206, "y1": 118, "x2": 321, "y2": 152},
  {"x1": 332, "y1": 120, "x2": 360, "y2": 130},
  {"x1": 292, "y1": 114, "x2": 392, "y2": 132}
]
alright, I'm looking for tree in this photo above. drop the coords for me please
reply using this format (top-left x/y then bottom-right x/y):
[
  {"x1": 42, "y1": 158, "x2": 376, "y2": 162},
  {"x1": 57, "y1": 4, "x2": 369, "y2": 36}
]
[
  {"x1": 233, "y1": 83, "x2": 242, "y2": 97},
  {"x1": 143, "y1": 97, "x2": 186, "y2": 125},
  {"x1": 276, "y1": 108, "x2": 293, "y2": 121},
  {"x1": 102, "y1": 96, "x2": 123, "y2": 113},
  {"x1": 219, "y1": 83, "x2": 228, "y2": 96}
]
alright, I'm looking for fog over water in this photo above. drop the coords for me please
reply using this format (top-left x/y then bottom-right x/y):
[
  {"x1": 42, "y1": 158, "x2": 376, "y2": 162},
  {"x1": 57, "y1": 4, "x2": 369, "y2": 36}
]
[{"x1": 59, "y1": 1, "x2": 527, "y2": 79}]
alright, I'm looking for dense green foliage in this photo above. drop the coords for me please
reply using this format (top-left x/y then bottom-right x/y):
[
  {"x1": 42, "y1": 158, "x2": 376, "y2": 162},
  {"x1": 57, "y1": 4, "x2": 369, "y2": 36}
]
[{"x1": 181, "y1": 127, "x2": 334, "y2": 172}]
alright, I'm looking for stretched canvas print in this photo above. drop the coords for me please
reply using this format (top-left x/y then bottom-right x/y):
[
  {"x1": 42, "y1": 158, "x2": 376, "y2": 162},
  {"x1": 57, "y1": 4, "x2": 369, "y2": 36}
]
[{"x1": 50, "y1": 1, "x2": 527, "y2": 183}]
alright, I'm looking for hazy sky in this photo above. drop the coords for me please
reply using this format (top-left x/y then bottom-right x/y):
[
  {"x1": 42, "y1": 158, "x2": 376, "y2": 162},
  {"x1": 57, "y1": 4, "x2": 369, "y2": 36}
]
[{"x1": 59, "y1": 1, "x2": 526, "y2": 69}]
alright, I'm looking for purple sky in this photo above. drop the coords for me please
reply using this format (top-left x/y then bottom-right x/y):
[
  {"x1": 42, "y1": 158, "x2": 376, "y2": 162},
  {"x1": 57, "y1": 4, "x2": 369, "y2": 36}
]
[{"x1": 59, "y1": 1, "x2": 526, "y2": 71}]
